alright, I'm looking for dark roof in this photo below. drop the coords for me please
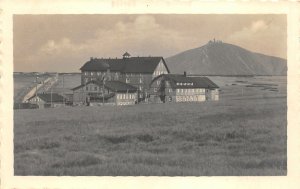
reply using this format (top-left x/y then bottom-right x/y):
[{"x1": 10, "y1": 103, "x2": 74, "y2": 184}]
[
  {"x1": 28, "y1": 93, "x2": 66, "y2": 103},
  {"x1": 105, "y1": 81, "x2": 137, "y2": 92},
  {"x1": 80, "y1": 56, "x2": 170, "y2": 74},
  {"x1": 123, "y1": 52, "x2": 130, "y2": 57},
  {"x1": 151, "y1": 74, "x2": 219, "y2": 89},
  {"x1": 71, "y1": 84, "x2": 85, "y2": 91},
  {"x1": 72, "y1": 80, "x2": 137, "y2": 93}
]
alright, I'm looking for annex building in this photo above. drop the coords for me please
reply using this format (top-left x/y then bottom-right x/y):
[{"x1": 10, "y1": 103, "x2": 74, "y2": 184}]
[
  {"x1": 72, "y1": 80, "x2": 138, "y2": 106},
  {"x1": 149, "y1": 73, "x2": 219, "y2": 103},
  {"x1": 27, "y1": 93, "x2": 66, "y2": 108}
]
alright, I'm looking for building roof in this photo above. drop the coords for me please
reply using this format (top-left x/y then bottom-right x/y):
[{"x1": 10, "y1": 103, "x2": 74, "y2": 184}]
[
  {"x1": 72, "y1": 80, "x2": 138, "y2": 93},
  {"x1": 105, "y1": 81, "x2": 137, "y2": 92},
  {"x1": 123, "y1": 52, "x2": 131, "y2": 57},
  {"x1": 80, "y1": 56, "x2": 170, "y2": 74},
  {"x1": 28, "y1": 93, "x2": 66, "y2": 103},
  {"x1": 151, "y1": 74, "x2": 219, "y2": 89}
]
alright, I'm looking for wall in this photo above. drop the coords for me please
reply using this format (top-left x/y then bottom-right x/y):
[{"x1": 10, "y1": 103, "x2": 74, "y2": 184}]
[
  {"x1": 152, "y1": 60, "x2": 169, "y2": 78},
  {"x1": 28, "y1": 96, "x2": 45, "y2": 108},
  {"x1": 115, "y1": 92, "x2": 137, "y2": 105}
]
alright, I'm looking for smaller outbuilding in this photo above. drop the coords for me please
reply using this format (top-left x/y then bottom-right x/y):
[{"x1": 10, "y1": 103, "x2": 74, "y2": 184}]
[
  {"x1": 27, "y1": 93, "x2": 66, "y2": 108},
  {"x1": 72, "y1": 80, "x2": 138, "y2": 106},
  {"x1": 149, "y1": 74, "x2": 219, "y2": 103}
]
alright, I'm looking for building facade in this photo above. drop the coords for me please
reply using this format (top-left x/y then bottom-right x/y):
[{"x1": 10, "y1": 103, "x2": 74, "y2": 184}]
[
  {"x1": 79, "y1": 52, "x2": 170, "y2": 101},
  {"x1": 149, "y1": 74, "x2": 219, "y2": 103},
  {"x1": 72, "y1": 80, "x2": 138, "y2": 106},
  {"x1": 27, "y1": 93, "x2": 66, "y2": 108}
]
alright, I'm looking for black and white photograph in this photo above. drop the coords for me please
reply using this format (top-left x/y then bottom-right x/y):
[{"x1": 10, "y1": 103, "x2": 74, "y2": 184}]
[{"x1": 11, "y1": 13, "x2": 288, "y2": 176}]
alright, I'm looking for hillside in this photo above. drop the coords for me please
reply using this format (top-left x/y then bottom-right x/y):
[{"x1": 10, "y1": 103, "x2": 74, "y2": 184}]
[{"x1": 165, "y1": 41, "x2": 287, "y2": 75}]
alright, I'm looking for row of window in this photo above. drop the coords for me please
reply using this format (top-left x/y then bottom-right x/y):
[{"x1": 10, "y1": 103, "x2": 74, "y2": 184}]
[
  {"x1": 153, "y1": 70, "x2": 168, "y2": 77},
  {"x1": 176, "y1": 95, "x2": 205, "y2": 102},
  {"x1": 176, "y1": 88, "x2": 206, "y2": 94},
  {"x1": 125, "y1": 73, "x2": 143, "y2": 77},
  {"x1": 125, "y1": 78, "x2": 143, "y2": 84},
  {"x1": 86, "y1": 85, "x2": 102, "y2": 91},
  {"x1": 84, "y1": 72, "x2": 149, "y2": 78},
  {"x1": 117, "y1": 94, "x2": 136, "y2": 100},
  {"x1": 118, "y1": 101, "x2": 135, "y2": 106},
  {"x1": 84, "y1": 71, "x2": 113, "y2": 76},
  {"x1": 176, "y1": 82, "x2": 193, "y2": 86}
]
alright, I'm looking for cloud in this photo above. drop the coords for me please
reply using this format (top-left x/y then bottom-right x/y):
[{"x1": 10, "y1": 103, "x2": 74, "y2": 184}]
[
  {"x1": 74, "y1": 15, "x2": 190, "y2": 57},
  {"x1": 40, "y1": 37, "x2": 87, "y2": 55},
  {"x1": 226, "y1": 19, "x2": 286, "y2": 58},
  {"x1": 22, "y1": 15, "x2": 190, "y2": 72},
  {"x1": 250, "y1": 20, "x2": 268, "y2": 32},
  {"x1": 16, "y1": 15, "x2": 286, "y2": 72}
]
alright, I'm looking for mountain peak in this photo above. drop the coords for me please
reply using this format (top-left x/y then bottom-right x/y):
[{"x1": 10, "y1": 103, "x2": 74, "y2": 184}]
[{"x1": 165, "y1": 41, "x2": 286, "y2": 76}]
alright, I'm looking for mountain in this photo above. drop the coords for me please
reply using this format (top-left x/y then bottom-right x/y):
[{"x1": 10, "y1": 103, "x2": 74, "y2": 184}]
[{"x1": 165, "y1": 41, "x2": 287, "y2": 75}]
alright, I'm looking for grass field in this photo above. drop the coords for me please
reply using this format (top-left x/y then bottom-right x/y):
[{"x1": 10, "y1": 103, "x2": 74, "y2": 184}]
[{"x1": 14, "y1": 76, "x2": 287, "y2": 176}]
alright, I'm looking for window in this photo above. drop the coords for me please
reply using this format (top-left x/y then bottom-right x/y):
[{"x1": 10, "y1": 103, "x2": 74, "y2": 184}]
[
  {"x1": 139, "y1": 86, "x2": 143, "y2": 91},
  {"x1": 86, "y1": 86, "x2": 88, "y2": 91},
  {"x1": 94, "y1": 86, "x2": 97, "y2": 91},
  {"x1": 157, "y1": 80, "x2": 160, "y2": 85},
  {"x1": 91, "y1": 72, "x2": 94, "y2": 76},
  {"x1": 169, "y1": 89, "x2": 172, "y2": 93},
  {"x1": 139, "y1": 78, "x2": 143, "y2": 83},
  {"x1": 123, "y1": 94, "x2": 126, "y2": 99},
  {"x1": 154, "y1": 88, "x2": 157, "y2": 92},
  {"x1": 126, "y1": 78, "x2": 130, "y2": 83}
]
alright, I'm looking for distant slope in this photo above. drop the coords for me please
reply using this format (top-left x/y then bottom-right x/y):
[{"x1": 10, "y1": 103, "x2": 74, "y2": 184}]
[{"x1": 165, "y1": 41, "x2": 287, "y2": 75}]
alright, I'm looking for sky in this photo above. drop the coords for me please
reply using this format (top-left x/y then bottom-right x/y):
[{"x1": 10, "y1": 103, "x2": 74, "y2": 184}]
[{"x1": 14, "y1": 14, "x2": 286, "y2": 72}]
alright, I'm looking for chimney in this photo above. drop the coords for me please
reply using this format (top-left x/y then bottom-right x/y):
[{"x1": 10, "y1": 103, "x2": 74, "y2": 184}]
[{"x1": 184, "y1": 71, "x2": 187, "y2": 77}]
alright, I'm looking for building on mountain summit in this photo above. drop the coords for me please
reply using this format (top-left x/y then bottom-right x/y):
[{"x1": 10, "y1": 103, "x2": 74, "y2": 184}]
[
  {"x1": 79, "y1": 52, "x2": 170, "y2": 101},
  {"x1": 149, "y1": 73, "x2": 219, "y2": 103}
]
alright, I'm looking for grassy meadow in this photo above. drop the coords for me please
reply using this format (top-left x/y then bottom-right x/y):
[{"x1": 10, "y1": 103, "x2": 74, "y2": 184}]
[{"x1": 14, "y1": 76, "x2": 287, "y2": 176}]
